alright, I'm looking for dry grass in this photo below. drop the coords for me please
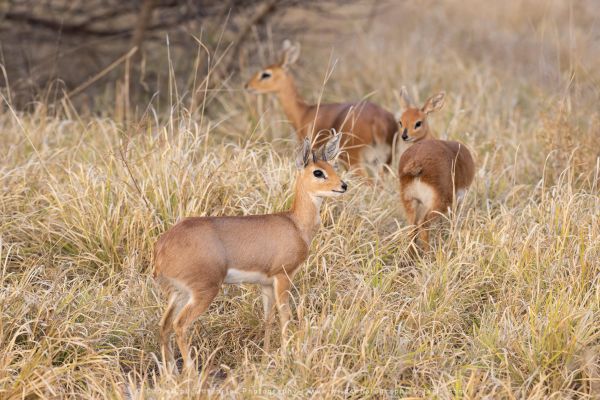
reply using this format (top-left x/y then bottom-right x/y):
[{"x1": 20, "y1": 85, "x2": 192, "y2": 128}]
[{"x1": 1, "y1": 0, "x2": 600, "y2": 398}]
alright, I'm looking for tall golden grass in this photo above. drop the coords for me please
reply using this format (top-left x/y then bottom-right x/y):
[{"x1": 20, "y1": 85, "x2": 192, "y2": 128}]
[{"x1": 1, "y1": 0, "x2": 599, "y2": 398}]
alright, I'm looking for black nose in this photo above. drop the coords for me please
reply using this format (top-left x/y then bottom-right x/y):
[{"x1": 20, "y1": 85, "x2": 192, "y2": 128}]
[
  {"x1": 341, "y1": 181, "x2": 348, "y2": 191},
  {"x1": 244, "y1": 83, "x2": 248, "y2": 90},
  {"x1": 401, "y1": 129, "x2": 408, "y2": 140}
]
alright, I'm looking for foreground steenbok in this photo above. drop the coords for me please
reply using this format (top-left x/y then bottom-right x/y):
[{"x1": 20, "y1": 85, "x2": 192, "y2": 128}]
[
  {"x1": 396, "y1": 89, "x2": 475, "y2": 251},
  {"x1": 245, "y1": 40, "x2": 397, "y2": 179},
  {"x1": 153, "y1": 133, "x2": 347, "y2": 372}
]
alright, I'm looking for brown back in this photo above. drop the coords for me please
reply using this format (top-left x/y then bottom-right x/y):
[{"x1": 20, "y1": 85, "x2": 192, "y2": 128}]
[
  {"x1": 399, "y1": 139, "x2": 475, "y2": 207},
  {"x1": 245, "y1": 41, "x2": 398, "y2": 174}
]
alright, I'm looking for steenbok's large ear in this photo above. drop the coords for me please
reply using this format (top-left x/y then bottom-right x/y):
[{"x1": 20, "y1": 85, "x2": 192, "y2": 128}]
[
  {"x1": 398, "y1": 86, "x2": 413, "y2": 110},
  {"x1": 280, "y1": 40, "x2": 301, "y2": 69},
  {"x1": 296, "y1": 137, "x2": 312, "y2": 169},
  {"x1": 422, "y1": 92, "x2": 445, "y2": 114},
  {"x1": 320, "y1": 130, "x2": 342, "y2": 162}
]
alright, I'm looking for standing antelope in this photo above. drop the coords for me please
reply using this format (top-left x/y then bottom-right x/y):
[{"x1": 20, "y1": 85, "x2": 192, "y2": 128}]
[
  {"x1": 153, "y1": 133, "x2": 347, "y2": 372},
  {"x1": 245, "y1": 40, "x2": 397, "y2": 179},
  {"x1": 396, "y1": 89, "x2": 475, "y2": 251}
]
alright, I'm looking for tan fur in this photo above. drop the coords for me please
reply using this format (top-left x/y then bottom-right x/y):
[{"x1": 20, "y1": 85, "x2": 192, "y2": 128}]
[
  {"x1": 245, "y1": 41, "x2": 397, "y2": 179},
  {"x1": 153, "y1": 135, "x2": 347, "y2": 372},
  {"x1": 397, "y1": 90, "x2": 475, "y2": 251},
  {"x1": 396, "y1": 87, "x2": 440, "y2": 158}
]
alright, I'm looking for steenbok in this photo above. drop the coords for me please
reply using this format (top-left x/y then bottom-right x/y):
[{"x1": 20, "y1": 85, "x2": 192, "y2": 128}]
[
  {"x1": 396, "y1": 89, "x2": 475, "y2": 251},
  {"x1": 245, "y1": 40, "x2": 397, "y2": 179},
  {"x1": 153, "y1": 133, "x2": 347, "y2": 372}
]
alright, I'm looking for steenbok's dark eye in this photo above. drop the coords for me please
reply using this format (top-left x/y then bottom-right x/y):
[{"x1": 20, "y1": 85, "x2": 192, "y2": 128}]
[
  {"x1": 415, "y1": 121, "x2": 422, "y2": 129},
  {"x1": 313, "y1": 170, "x2": 325, "y2": 179},
  {"x1": 398, "y1": 121, "x2": 403, "y2": 128},
  {"x1": 260, "y1": 71, "x2": 272, "y2": 80}
]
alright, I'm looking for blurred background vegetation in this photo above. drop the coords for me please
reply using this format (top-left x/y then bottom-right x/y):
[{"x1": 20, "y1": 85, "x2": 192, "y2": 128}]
[
  {"x1": 1, "y1": 0, "x2": 598, "y2": 116},
  {"x1": 0, "y1": 0, "x2": 373, "y2": 113},
  {"x1": 3, "y1": 0, "x2": 597, "y2": 182}
]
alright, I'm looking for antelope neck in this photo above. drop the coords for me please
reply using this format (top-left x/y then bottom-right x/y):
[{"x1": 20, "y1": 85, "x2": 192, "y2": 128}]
[
  {"x1": 289, "y1": 177, "x2": 322, "y2": 245},
  {"x1": 276, "y1": 76, "x2": 309, "y2": 139}
]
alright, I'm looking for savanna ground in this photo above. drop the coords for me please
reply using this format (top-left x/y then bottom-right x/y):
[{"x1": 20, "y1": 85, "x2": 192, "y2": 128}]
[{"x1": 1, "y1": 0, "x2": 600, "y2": 398}]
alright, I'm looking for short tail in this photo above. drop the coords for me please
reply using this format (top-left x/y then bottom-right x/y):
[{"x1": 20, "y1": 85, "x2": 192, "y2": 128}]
[{"x1": 402, "y1": 160, "x2": 423, "y2": 177}]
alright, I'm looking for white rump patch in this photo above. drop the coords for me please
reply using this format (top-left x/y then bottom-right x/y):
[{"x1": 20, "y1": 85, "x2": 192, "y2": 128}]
[
  {"x1": 224, "y1": 268, "x2": 273, "y2": 285},
  {"x1": 405, "y1": 179, "x2": 436, "y2": 210}
]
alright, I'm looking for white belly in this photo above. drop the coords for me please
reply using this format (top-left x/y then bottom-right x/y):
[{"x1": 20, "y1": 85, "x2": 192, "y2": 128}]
[
  {"x1": 456, "y1": 188, "x2": 467, "y2": 204},
  {"x1": 224, "y1": 268, "x2": 273, "y2": 285},
  {"x1": 361, "y1": 142, "x2": 391, "y2": 173}
]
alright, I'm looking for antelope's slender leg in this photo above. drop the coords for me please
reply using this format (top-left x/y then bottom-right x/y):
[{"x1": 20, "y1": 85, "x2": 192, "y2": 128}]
[
  {"x1": 273, "y1": 275, "x2": 292, "y2": 343},
  {"x1": 159, "y1": 293, "x2": 180, "y2": 370},
  {"x1": 261, "y1": 284, "x2": 276, "y2": 356},
  {"x1": 173, "y1": 286, "x2": 219, "y2": 372},
  {"x1": 402, "y1": 195, "x2": 422, "y2": 256},
  {"x1": 417, "y1": 210, "x2": 441, "y2": 253}
]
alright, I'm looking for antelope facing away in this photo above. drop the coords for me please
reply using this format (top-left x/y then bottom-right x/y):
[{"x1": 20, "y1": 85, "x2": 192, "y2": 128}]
[
  {"x1": 396, "y1": 89, "x2": 475, "y2": 251},
  {"x1": 153, "y1": 133, "x2": 347, "y2": 372},
  {"x1": 245, "y1": 40, "x2": 397, "y2": 179}
]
